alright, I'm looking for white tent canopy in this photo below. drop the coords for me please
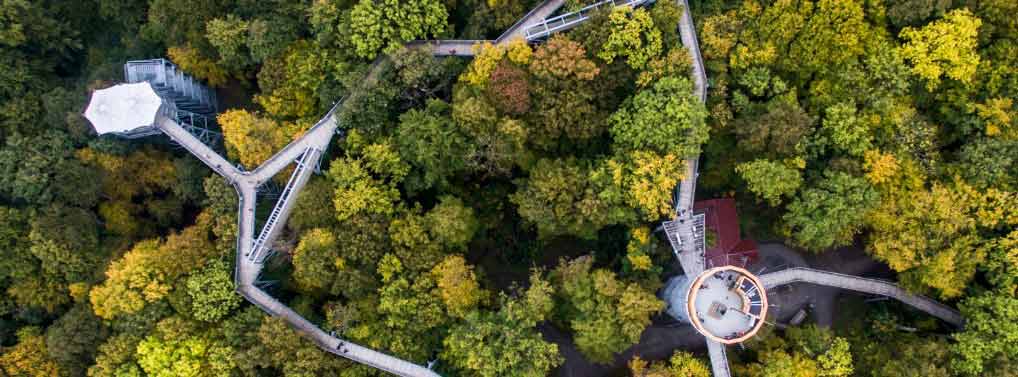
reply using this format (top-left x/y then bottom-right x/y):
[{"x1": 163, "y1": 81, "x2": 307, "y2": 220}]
[{"x1": 84, "y1": 82, "x2": 164, "y2": 135}]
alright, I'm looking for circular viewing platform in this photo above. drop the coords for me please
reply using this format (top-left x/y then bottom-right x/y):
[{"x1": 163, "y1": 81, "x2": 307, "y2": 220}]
[{"x1": 686, "y1": 266, "x2": 767, "y2": 344}]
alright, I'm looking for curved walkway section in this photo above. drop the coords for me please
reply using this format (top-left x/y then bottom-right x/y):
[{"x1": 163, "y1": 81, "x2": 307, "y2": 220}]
[
  {"x1": 139, "y1": 1, "x2": 694, "y2": 375},
  {"x1": 758, "y1": 267, "x2": 965, "y2": 327},
  {"x1": 155, "y1": 112, "x2": 441, "y2": 376},
  {"x1": 215, "y1": 1, "x2": 645, "y2": 376},
  {"x1": 237, "y1": 285, "x2": 440, "y2": 377}
]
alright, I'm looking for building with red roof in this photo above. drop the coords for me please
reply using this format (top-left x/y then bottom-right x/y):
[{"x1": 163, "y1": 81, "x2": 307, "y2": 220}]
[{"x1": 694, "y1": 198, "x2": 759, "y2": 269}]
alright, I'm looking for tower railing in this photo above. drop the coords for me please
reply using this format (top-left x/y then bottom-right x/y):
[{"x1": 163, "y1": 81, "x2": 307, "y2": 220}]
[{"x1": 125, "y1": 59, "x2": 218, "y2": 114}]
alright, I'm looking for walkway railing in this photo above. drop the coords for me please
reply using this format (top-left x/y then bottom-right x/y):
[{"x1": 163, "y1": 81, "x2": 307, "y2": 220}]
[
  {"x1": 172, "y1": 109, "x2": 221, "y2": 146},
  {"x1": 125, "y1": 58, "x2": 218, "y2": 114},
  {"x1": 677, "y1": 0, "x2": 708, "y2": 101},
  {"x1": 249, "y1": 102, "x2": 341, "y2": 185},
  {"x1": 524, "y1": 0, "x2": 655, "y2": 41},
  {"x1": 112, "y1": 1, "x2": 726, "y2": 376},
  {"x1": 236, "y1": 285, "x2": 441, "y2": 377}
]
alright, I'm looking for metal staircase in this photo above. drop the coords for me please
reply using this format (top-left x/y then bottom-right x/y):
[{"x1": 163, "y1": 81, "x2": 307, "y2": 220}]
[
  {"x1": 248, "y1": 147, "x2": 320, "y2": 263},
  {"x1": 524, "y1": 0, "x2": 655, "y2": 41},
  {"x1": 124, "y1": 59, "x2": 218, "y2": 115}
]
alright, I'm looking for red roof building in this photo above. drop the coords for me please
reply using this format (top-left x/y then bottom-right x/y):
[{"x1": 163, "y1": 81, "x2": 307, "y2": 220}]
[{"x1": 694, "y1": 198, "x2": 759, "y2": 269}]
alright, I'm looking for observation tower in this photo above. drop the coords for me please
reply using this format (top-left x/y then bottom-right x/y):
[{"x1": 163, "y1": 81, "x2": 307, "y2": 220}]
[
  {"x1": 84, "y1": 59, "x2": 219, "y2": 144},
  {"x1": 662, "y1": 266, "x2": 767, "y2": 344}
]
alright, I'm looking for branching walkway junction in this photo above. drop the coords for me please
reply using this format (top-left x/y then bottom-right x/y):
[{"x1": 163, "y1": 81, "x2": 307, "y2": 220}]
[
  {"x1": 146, "y1": 1, "x2": 663, "y2": 376},
  {"x1": 103, "y1": 1, "x2": 965, "y2": 376}
]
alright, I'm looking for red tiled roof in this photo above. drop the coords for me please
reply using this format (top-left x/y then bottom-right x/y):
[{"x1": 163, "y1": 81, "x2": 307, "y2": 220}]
[{"x1": 694, "y1": 198, "x2": 759, "y2": 268}]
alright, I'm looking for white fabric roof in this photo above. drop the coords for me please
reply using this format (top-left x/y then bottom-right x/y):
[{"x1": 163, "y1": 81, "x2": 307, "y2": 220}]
[{"x1": 84, "y1": 82, "x2": 164, "y2": 135}]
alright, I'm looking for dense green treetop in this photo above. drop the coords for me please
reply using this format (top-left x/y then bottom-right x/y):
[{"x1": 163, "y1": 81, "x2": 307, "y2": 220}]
[
  {"x1": 610, "y1": 76, "x2": 709, "y2": 157},
  {"x1": 349, "y1": 0, "x2": 449, "y2": 59},
  {"x1": 550, "y1": 256, "x2": 663, "y2": 363}
]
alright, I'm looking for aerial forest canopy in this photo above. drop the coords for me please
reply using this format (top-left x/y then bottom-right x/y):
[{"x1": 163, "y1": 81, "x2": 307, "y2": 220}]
[{"x1": 0, "y1": 0, "x2": 1015, "y2": 377}]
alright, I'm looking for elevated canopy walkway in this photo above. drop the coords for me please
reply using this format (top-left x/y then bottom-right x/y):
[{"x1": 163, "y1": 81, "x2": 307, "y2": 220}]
[
  {"x1": 248, "y1": 147, "x2": 321, "y2": 263},
  {"x1": 497, "y1": 0, "x2": 569, "y2": 42},
  {"x1": 759, "y1": 267, "x2": 965, "y2": 327},
  {"x1": 167, "y1": 109, "x2": 222, "y2": 147},
  {"x1": 523, "y1": 0, "x2": 655, "y2": 41},
  {"x1": 706, "y1": 340, "x2": 731, "y2": 377},
  {"x1": 409, "y1": 0, "x2": 657, "y2": 56},
  {"x1": 154, "y1": 115, "x2": 241, "y2": 181},
  {"x1": 668, "y1": 0, "x2": 708, "y2": 278},
  {"x1": 118, "y1": 2, "x2": 645, "y2": 376},
  {"x1": 406, "y1": 0, "x2": 568, "y2": 56},
  {"x1": 668, "y1": 0, "x2": 708, "y2": 280},
  {"x1": 662, "y1": 213, "x2": 706, "y2": 276},
  {"x1": 249, "y1": 105, "x2": 340, "y2": 185},
  {"x1": 89, "y1": 1, "x2": 968, "y2": 376},
  {"x1": 237, "y1": 285, "x2": 440, "y2": 376}
]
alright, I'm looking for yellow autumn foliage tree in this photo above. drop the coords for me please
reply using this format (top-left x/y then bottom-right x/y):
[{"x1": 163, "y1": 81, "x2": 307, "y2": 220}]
[
  {"x1": 629, "y1": 350, "x2": 711, "y2": 377},
  {"x1": 614, "y1": 151, "x2": 685, "y2": 221},
  {"x1": 900, "y1": 9, "x2": 982, "y2": 89},
  {"x1": 0, "y1": 327, "x2": 63, "y2": 377},
  {"x1": 90, "y1": 217, "x2": 216, "y2": 319},
  {"x1": 862, "y1": 150, "x2": 899, "y2": 186},
  {"x1": 218, "y1": 109, "x2": 307, "y2": 170},
  {"x1": 254, "y1": 40, "x2": 338, "y2": 119},
  {"x1": 461, "y1": 42, "x2": 506, "y2": 86},
  {"x1": 626, "y1": 226, "x2": 654, "y2": 271},
  {"x1": 975, "y1": 97, "x2": 1016, "y2": 139},
  {"x1": 867, "y1": 179, "x2": 1017, "y2": 298},
  {"x1": 599, "y1": 7, "x2": 663, "y2": 69},
  {"x1": 167, "y1": 46, "x2": 228, "y2": 87},
  {"x1": 505, "y1": 38, "x2": 532, "y2": 65},
  {"x1": 77, "y1": 147, "x2": 180, "y2": 237},
  {"x1": 76, "y1": 147, "x2": 177, "y2": 202},
  {"x1": 431, "y1": 255, "x2": 487, "y2": 317}
]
